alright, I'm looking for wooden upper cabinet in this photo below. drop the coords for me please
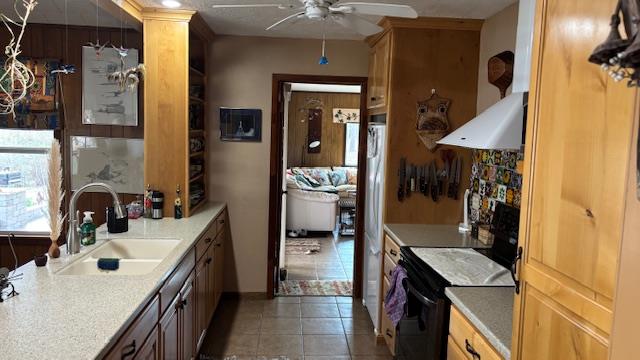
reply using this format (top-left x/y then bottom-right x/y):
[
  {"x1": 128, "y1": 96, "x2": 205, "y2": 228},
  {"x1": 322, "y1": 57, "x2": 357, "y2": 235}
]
[
  {"x1": 367, "y1": 32, "x2": 391, "y2": 111},
  {"x1": 512, "y1": 0, "x2": 637, "y2": 359}
]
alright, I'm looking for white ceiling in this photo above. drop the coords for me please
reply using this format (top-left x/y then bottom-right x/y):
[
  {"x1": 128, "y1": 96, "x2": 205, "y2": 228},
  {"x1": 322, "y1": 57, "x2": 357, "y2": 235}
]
[
  {"x1": 0, "y1": 0, "x2": 125, "y2": 28},
  {"x1": 137, "y1": 0, "x2": 517, "y2": 40},
  {"x1": 291, "y1": 83, "x2": 361, "y2": 93}
]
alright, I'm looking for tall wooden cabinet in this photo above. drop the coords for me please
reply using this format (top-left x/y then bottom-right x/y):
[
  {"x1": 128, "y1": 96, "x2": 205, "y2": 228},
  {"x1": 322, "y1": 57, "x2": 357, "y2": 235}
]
[
  {"x1": 142, "y1": 10, "x2": 214, "y2": 218},
  {"x1": 511, "y1": 0, "x2": 637, "y2": 358},
  {"x1": 366, "y1": 32, "x2": 391, "y2": 112}
]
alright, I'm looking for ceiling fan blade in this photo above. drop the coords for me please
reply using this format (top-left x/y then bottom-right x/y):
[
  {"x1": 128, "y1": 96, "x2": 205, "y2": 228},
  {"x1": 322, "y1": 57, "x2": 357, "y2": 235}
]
[
  {"x1": 212, "y1": 4, "x2": 295, "y2": 9},
  {"x1": 332, "y1": 14, "x2": 383, "y2": 36},
  {"x1": 266, "y1": 11, "x2": 306, "y2": 31},
  {"x1": 331, "y1": 2, "x2": 418, "y2": 18}
]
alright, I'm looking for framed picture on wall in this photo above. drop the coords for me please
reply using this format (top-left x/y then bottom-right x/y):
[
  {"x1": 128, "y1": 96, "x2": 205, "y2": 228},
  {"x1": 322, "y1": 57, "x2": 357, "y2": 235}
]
[
  {"x1": 219, "y1": 108, "x2": 262, "y2": 142},
  {"x1": 82, "y1": 46, "x2": 139, "y2": 126}
]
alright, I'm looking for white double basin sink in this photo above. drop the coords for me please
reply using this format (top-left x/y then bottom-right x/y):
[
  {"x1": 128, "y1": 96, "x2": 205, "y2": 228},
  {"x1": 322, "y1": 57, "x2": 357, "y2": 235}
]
[{"x1": 57, "y1": 238, "x2": 181, "y2": 276}]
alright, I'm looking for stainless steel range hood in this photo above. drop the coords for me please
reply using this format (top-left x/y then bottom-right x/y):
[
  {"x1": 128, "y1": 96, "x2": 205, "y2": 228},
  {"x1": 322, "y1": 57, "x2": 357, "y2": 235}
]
[{"x1": 438, "y1": 0, "x2": 536, "y2": 150}]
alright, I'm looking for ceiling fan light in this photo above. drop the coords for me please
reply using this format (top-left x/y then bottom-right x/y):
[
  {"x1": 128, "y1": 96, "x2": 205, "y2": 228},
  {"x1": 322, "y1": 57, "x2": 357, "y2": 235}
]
[
  {"x1": 319, "y1": 55, "x2": 329, "y2": 65},
  {"x1": 162, "y1": 0, "x2": 181, "y2": 8}
]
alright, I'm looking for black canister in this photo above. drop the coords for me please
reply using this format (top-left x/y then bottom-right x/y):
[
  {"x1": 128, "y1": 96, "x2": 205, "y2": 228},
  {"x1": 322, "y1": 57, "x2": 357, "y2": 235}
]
[
  {"x1": 107, "y1": 205, "x2": 129, "y2": 233},
  {"x1": 152, "y1": 191, "x2": 164, "y2": 219}
]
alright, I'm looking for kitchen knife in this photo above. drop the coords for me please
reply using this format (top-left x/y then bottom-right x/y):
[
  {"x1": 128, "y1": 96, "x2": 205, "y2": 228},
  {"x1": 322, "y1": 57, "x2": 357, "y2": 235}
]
[
  {"x1": 406, "y1": 163, "x2": 413, "y2": 198},
  {"x1": 398, "y1": 157, "x2": 406, "y2": 201},
  {"x1": 448, "y1": 157, "x2": 457, "y2": 198},
  {"x1": 420, "y1": 165, "x2": 427, "y2": 195},
  {"x1": 453, "y1": 157, "x2": 462, "y2": 200},
  {"x1": 430, "y1": 161, "x2": 439, "y2": 202}
]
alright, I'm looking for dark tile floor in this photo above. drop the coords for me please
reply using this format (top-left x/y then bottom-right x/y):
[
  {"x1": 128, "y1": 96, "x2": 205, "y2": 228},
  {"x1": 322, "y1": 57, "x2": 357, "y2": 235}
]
[
  {"x1": 284, "y1": 235, "x2": 354, "y2": 281},
  {"x1": 200, "y1": 296, "x2": 392, "y2": 360}
]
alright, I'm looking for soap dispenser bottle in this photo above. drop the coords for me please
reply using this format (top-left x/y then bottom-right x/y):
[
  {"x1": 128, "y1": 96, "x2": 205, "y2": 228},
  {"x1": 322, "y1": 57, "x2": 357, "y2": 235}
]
[{"x1": 80, "y1": 211, "x2": 97, "y2": 246}]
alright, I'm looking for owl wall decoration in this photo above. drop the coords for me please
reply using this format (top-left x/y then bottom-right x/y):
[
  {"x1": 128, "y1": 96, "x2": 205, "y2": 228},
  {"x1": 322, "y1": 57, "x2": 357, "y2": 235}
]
[{"x1": 416, "y1": 89, "x2": 451, "y2": 151}]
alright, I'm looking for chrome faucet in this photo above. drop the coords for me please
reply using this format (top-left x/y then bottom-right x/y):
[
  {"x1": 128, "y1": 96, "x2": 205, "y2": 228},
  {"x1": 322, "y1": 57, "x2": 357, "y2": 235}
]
[{"x1": 67, "y1": 182, "x2": 126, "y2": 255}]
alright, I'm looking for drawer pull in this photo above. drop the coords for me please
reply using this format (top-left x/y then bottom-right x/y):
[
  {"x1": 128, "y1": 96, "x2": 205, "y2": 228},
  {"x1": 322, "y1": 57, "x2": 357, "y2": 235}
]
[
  {"x1": 121, "y1": 340, "x2": 136, "y2": 359},
  {"x1": 219, "y1": 219, "x2": 225, "y2": 224},
  {"x1": 389, "y1": 249, "x2": 398, "y2": 256},
  {"x1": 388, "y1": 269, "x2": 393, "y2": 276},
  {"x1": 204, "y1": 237, "x2": 212, "y2": 243},
  {"x1": 465, "y1": 339, "x2": 481, "y2": 360},
  {"x1": 206, "y1": 257, "x2": 213, "y2": 264},
  {"x1": 215, "y1": 243, "x2": 222, "y2": 248},
  {"x1": 511, "y1": 246, "x2": 523, "y2": 294},
  {"x1": 370, "y1": 96, "x2": 377, "y2": 101},
  {"x1": 385, "y1": 329, "x2": 393, "y2": 338}
]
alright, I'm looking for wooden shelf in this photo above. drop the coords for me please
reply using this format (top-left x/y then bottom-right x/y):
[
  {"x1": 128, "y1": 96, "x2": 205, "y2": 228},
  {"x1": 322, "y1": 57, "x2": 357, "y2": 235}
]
[
  {"x1": 190, "y1": 199, "x2": 206, "y2": 212},
  {"x1": 189, "y1": 173, "x2": 204, "y2": 183},
  {"x1": 190, "y1": 151, "x2": 204, "y2": 158},
  {"x1": 189, "y1": 66, "x2": 205, "y2": 77},
  {"x1": 189, "y1": 96, "x2": 205, "y2": 103},
  {"x1": 189, "y1": 129, "x2": 205, "y2": 136}
]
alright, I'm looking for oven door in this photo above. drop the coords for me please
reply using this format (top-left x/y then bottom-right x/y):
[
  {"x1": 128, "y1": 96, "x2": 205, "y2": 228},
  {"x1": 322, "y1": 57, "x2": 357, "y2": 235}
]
[{"x1": 395, "y1": 277, "x2": 448, "y2": 360}]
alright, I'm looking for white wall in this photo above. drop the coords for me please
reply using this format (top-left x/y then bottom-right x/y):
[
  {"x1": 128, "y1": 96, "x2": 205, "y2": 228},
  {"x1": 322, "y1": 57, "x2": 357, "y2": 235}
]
[
  {"x1": 208, "y1": 35, "x2": 369, "y2": 292},
  {"x1": 477, "y1": 3, "x2": 519, "y2": 113}
]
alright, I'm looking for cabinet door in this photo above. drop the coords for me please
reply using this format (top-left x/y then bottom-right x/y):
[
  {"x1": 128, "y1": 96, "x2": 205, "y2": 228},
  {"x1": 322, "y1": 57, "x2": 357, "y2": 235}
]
[
  {"x1": 366, "y1": 45, "x2": 378, "y2": 109},
  {"x1": 135, "y1": 326, "x2": 159, "y2": 360},
  {"x1": 206, "y1": 243, "x2": 216, "y2": 321},
  {"x1": 195, "y1": 256, "x2": 209, "y2": 352},
  {"x1": 368, "y1": 33, "x2": 390, "y2": 110},
  {"x1": 447, "y1": 336, "x2": 469, "y2": 360},
  {"x1": 512, "y1": 0, "x2": 636, "y2": 358},
  {"x1": 181, "y1": 275, "x2": 196, "y2": 360},
  {"x1": 159, "y1": 296, "x2": 180, "y2": 360},
  {"x1": 213, "y1": 231, "x2": 225, "y2": 310}
]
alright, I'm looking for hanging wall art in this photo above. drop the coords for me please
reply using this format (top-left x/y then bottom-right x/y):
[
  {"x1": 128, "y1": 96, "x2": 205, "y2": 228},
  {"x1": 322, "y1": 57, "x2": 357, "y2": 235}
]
[
  {"x1": 82, "y1": 46, "x2": 139, "y2": 126},
  {"x1": 416, "y1": 89, "x2": 451, "y2": 152},
  {"x1": 332, "y1": 108, "x2": 360, "y2": 123}
]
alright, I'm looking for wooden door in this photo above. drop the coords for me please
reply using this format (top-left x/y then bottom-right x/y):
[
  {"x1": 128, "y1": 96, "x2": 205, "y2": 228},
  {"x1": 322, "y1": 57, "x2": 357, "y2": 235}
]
[
  {"x1": 511, "y1": 0, "x2": 637, "y2": 359},
  {"x1": 159, "y1": 296, "x2": 180, "y2": 360},
  {"x1": 194, "y1": 255, "x2": 209, "y2": 351},
  {"x1": 135, "y1": 326, "x2": 159, "y2": 360},
  {"x1": 181, "y1": 275, "x2": 196, "y2": 360},
  {"x1": 213, "y1": 231, "x2": 225, "y2": 310},
  {"x1": 367, "y1": 45, "x2": 378, "y2": 109}
]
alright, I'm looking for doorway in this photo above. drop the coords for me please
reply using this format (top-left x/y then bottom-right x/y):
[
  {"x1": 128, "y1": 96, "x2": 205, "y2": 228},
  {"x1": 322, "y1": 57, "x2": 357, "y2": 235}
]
[{"x1": 268, "y1": 74, "x2": 368, "y2": 299}]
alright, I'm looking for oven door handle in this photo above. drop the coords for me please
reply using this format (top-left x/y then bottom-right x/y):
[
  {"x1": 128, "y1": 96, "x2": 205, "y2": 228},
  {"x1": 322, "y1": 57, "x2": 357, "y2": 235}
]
[{"x1": 405, "y1": 279, "x2": 438, "y2": 307}]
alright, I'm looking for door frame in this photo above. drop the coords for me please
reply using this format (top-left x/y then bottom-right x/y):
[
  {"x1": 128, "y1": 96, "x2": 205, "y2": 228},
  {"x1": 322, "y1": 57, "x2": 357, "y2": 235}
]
[{"x1": 268, "y1": 73, "x2": 369, "y2": 299}]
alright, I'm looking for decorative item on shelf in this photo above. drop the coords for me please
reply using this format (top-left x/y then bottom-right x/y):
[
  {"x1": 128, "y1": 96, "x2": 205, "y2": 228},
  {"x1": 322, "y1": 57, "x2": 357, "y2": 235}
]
[
  {"x1": 126, "y1": 196, "x2": 144, "y2": 219},
  {"x1": 174, "y1": 184, "x2": 183, "y2": 219},
  {"x1": 416, "y1": 89, "x2": 451, "y2": 152},
  {"x1": 332, "y1": 108, "x2": 360, "y2": 123},
  {"x1": 219, "y1": 108, "x2": 262, "y2": 142},
  {"x1": 588, "y1": 0, "x2": 640, "y2": 87},
  {"x1": 151, "y1": 191, "x2": 164, "y2": 219},
  {"x1": 46, "y1": 139, "x2": 65, "y2": 259},
  {"x1": 34, "y1": 254, "x2": 47, "y2": 267},
  {"x1": 0, "y1": 0, "x2": 38, "y2": 116},
  {"x1": 190, "y1": 137, "x2": 205, "y2": 153},
  {"x1": 488, "y1": 51, "x2": 515, "y2": 98}
]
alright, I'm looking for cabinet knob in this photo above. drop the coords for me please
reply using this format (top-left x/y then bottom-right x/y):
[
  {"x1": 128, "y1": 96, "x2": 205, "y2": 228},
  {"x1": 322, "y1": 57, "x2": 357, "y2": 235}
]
[
  {"x1": 121, "y1": 340, "x2": 136, "y2": 359},
  {"x1": 206, "y1": 257, "x2": 213, "y2": 264},
  {"x1": 370, "y1": 96, "x2": 376, "y2": 101},
  {"x1": 205, "y1": 237, "x2": 212, "y2": 243}
]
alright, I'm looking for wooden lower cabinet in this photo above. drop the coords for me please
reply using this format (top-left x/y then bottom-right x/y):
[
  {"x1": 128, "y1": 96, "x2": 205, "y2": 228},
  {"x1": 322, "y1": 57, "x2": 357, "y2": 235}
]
[
  {"x1": 447, "y1": 336, "x2": 468, "y2": 360},
  {"x1": 449, "y1": 306, "x2": 502, "y2": 360},
  {"x1": 103, "y1": 209, "x2": 227, "y2": 360},
  {"x1": 136, "y1": 326, "x2": 159, "y2": 360}
]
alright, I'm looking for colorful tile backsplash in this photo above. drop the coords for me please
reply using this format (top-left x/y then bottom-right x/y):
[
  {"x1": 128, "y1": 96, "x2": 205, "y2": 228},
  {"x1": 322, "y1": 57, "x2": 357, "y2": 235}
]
[{"x1": 469, "y1": 149, "x2": 524, "y2": 224}]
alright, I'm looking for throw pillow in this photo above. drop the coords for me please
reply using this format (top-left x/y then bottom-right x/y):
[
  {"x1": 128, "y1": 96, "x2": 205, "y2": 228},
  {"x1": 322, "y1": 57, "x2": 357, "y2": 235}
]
[{"x1": 330, "y1": 169, "x2": 348, "y2": 186}]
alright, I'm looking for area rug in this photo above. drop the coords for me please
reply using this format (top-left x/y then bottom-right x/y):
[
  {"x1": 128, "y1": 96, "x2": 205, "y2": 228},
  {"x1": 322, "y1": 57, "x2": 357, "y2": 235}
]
[
  {"x1": 285, "y1": 238, "x2": 321, "y2": 255},
  {"x1": 278, "y1": 280, "x2": 352, "y2": 296}
]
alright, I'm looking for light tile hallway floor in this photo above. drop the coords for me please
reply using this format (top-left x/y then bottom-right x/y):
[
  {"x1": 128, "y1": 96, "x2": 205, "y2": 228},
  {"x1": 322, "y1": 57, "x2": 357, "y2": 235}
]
[
  {"x1": 200, "y1": 295, "x2": 392, "y2": 360},
  {"x1": 284, "y1": 236, "x2": 355, "y2": 281}
]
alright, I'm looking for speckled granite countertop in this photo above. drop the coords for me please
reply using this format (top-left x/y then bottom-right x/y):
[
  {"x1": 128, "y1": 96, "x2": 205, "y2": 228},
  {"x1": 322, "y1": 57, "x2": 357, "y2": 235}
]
[
  {"x1": 0, "y1": 202, "x2": 225, "y2": 360},
  {"x1": 384, "y1": 224, "x2": 491, "y2": 248},
  {"x1": 445, "y1": 286, "x2": 515, "y2": 359}
]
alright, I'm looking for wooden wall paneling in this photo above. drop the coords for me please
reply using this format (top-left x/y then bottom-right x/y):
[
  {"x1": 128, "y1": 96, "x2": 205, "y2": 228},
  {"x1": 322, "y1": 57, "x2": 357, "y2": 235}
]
[
  {"x1": 287, "y1": 91, "x2": 360, "y2": 168},
  {"x1": 383, "y1": 27, "x2": 481, "y2": 225},
  {"x1": 511, "y1": 0, "x2": 637, "y2": 358}
]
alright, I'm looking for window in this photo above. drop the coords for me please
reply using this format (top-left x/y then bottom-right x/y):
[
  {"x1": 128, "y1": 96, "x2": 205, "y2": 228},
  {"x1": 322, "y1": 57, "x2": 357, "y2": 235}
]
[
  {"x1": 344, "y1": 123, "x2": 360, "y2": 166},
  {"x1": 0, "y1": 129, "x2": 55, "y2": 234}
]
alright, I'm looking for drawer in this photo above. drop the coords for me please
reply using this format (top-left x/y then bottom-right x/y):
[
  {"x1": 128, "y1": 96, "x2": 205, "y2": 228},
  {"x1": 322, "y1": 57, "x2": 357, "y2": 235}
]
[
  {"x1": 449, "y1": 306, "x2": 503, "y2": 360},
  {"x1": 383, "y1": 254, "x2": 396, "y2": 280},
  {"x1": 447, "y1": 335, "x2": 469, "y2": 360},
  {"x1": 105, "y1": 295, "x2": 160, "y2": 360},
  {"x1": 380, "y1": 309, "x2": 396, "y2": 356},
  {"x1": 215, "y1": 210, "x2": 227, "y2": 234},
  {"x1": 195, "y1": 226, "x2": 216, "y2": 261},
  {"x1": 159, "y1": 248, "x2": 195, "y2": 316},
  {"x1": 384, "y1": 235, "x2": 401, "y2": 264}
]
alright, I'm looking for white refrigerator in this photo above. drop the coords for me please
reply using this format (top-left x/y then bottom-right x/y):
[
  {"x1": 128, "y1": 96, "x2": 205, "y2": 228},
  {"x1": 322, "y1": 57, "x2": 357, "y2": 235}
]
[{"x1": 363, "y1": 121, "x2": 386, "y2": 332}]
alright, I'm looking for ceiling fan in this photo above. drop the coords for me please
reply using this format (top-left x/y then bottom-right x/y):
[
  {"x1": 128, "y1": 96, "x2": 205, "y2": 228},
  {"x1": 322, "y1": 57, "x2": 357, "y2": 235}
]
[{"x1": 211, "y1": 0, "x2": 419, "y2": 36}]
